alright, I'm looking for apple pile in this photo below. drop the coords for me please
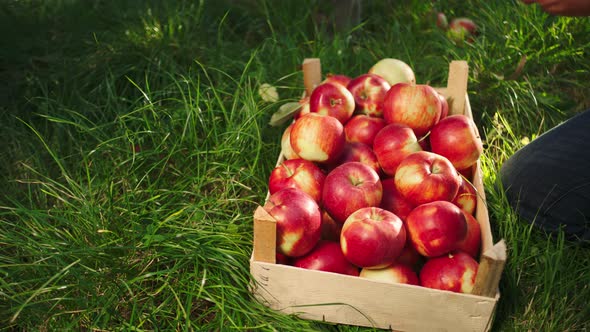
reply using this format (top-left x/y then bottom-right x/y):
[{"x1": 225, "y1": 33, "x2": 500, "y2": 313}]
[{"x1": 263, "y1": 58, "x2": 484, "y2": 294}]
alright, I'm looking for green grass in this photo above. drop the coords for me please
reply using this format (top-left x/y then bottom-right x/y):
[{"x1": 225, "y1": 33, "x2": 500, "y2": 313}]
[{"x1": 1, "y1": 0, "x2": 589, "y2": 330}]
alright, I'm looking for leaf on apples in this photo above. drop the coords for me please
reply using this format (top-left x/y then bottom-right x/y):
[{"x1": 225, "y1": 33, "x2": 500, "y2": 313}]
[{"x1": 269, "y1": 102, "x2": 302, "y2": 127}]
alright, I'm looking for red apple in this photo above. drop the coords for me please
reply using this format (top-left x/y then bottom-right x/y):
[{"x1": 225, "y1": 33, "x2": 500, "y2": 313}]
[
  {"x1": 459, "y1": 165, "x2": 474, "y2": 181},
  {"x1": 380, "y1": 178, "x2": 415, "y2": 222},
  {"x1": 263, "y1": 188, "x2": 322, "y2": 257},
  {"x1": 457, "y1": 210, "x2": 482, "y2": 258},
  {"x1": 293, "y1": 240, "x2": 359, "y2": 276},
  {"x1": 448, "y1": 18, "x2": 478, "y2": 44},
  {"x1": 281, "y1": 123, "x2": 300, "y2": 160},
  {"x1": 268, "y1": 158, "x2": 326, "y2": 203},
  {"x1": 360, "y1": 262, "x2": 419, "y2": 285},
  {"x1": 368, "y1": 58, "x2": 416, "y2": 87},
  {"x1": 276, "y1": 252, "x2": 291, "y2": 265},
  {"x1": 344, "y1": 114, "x2": 387, "y2": 146},
  {"x1": 309, "y1": 82, "x2": 355, "y2": 124},
  {"x1": 418, "y1": 135, "x2": 431, "y2": 151},
  {"x1": 420, "y1": 251, "x2": 479, "y2": 294},
  {"x1": 323, "y1": 73, "x2": 352, "y2": 88},
  {"x1": 346, "y1": 73, "x2": 391, "y2": 117},
  {"x1": 334, "y1": 142, "x2": 381, "y2": 175},
  {"x1": 430, "y1": 114, "x2": 483, "y2": 170},
  {"x1": 373, "y1": 123, "x2": 422, "y2": 176},
  {"x1": 395, "y1": 236, "x2": 424, "y2": 269},
  {"x1": 290, "y1": 113, "x2": 345, "y2": 164},
  {"x1": 382, "y1": 83, "x2": 442, "y2": 137},
  {"x1": 321, "y1": 209, "x2": 343, "y2": 242},
  {"x1": 405, "y1": 200, "x2": 468, "y2": 257},
  {"x1": 438, "y1": 93, "x2": 449, "y2": 119},
  {"x1": 452, "y1": 176, "x2": 478, "y2": 216},
  {"x1": 340, "y1": 207, "x2": 406, "y2": 268},
  {"x1": 394, "y1": 151, "x2": 461, "y2": 206},
  {"x1": 322, "y1": 162, "x2": 383, "y2": 224}
]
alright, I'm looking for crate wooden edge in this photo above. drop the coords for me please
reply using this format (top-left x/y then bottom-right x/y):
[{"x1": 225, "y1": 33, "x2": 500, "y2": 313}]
[
  {"x1": 249, "y1": 257, "x2": 499, "y2": 331},
  {"x1": 250, "y1": 59, "x2": 505, "y2": 331}
]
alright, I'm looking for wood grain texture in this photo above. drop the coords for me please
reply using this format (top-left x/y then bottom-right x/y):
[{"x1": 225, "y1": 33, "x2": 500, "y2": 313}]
[
  {"x1": 446, "y1": 60, "x2": 469, "y2": 116},
  {"x1": 250, "y1": 260, "x2": 498, "y2": 331}
]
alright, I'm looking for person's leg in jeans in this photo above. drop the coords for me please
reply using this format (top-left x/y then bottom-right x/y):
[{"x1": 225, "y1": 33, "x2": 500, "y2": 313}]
[{"x1": 500, "y1": 109, "x2": 590, "y2": 241}]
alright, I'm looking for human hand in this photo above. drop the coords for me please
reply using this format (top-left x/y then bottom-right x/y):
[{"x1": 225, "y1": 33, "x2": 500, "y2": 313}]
[{"x1": 521, "y1": 0, "x2": 590, "y2": 16}]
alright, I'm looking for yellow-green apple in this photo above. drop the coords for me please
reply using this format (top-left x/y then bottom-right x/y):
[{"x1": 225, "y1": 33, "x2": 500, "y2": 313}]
[
  {"x1": 457, "y1": 210, "x2": 481, "y2": 258},
  {"x1": 368, "y1": 58, "x2": 416, "y2": 87},
  {"x1": 360, "y1": 262, "x2": 419, "y2": 285},
  {"x1": 263, "y1": 188, "x2": 322, "y2": 257},
  {"x1": 268, "y1": 158, "x2": 326, "y2": 203},
  {"x1": 405, "y1": 200, "x2": 467, "y2": 257},
  {"x1": 321, "y1": 209, "x2": 342, "y2": 242},
  {"x1": 380, "y1": 178, "x2": 415, "y2": 222},
  {"x1": 448, "y1": 18, "x2": 478, "y2": 44},
  {"x1": 340, "y1": 207, "x2": 406, "y2": 269},
  {"x1": 344, "y1": 114, "x2": 386, "y2": 146},
  {"x1": 373, "y1": 123, "x2": 422, "y2": 176},
  {"x1": 452, "y1": 175, "x2": 477, "y2": 216},
  {"x1": 322, "y1": 162, "x2": 383, "y2": 224},
  {"x1": 346, "y1": 73, "x2": 391, "y2": 117},
  {"x1": 333, "y1": 142, "x2": 381, "y2": 175},
  {"x1": 290, "y1": 113, "x2": 345, "y2": 164},
  {"x1": 293, "y1": 240, "x2": 359, "y2": 276},
  {"x1": 383, "y1": 83, "x2": 442, "y2": 137},
  {"x1": 430, "y1": 114, "x2": 483, "y2": 170},
  {"x1": 394, "y1": 151, "x2": 461, "y2": 206},
  {"x1": 294, "y1": 96, "x2": 310, "y2": 120},
  {"x1": 309, "y1": 82, "x2": 355, "y2": 124},
  {"x1": 322, "y1": 73, "x2": 352, "y2": 88},
  {"x1": 281, "y1": 123, "x2": 300, "y2": 160},
  {"x1": 419, "y1": 251, "x2": 479, "y2": 294}
]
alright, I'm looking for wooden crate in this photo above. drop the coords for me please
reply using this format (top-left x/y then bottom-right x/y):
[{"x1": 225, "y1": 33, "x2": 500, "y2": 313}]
[{"x1": 250, "y1": 59, "x2": 507, "y2": 332}]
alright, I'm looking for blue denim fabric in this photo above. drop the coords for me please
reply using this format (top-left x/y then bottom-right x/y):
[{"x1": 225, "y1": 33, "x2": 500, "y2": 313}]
[{"x1": 500, "y1": 109, "x2": 590, "y2": 241}]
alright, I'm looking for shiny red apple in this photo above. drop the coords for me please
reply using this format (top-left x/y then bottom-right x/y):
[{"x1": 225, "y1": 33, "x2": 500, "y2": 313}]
[
  {"x1": 293, "y1": 240, "x2": 359, "y2": 276},
  {"x1": 346, "y1": 73, "x2": 391, "y2": 117},
  {"x1": 290, "y1": 113, "x2": 345, "y2": 164},
  {"x1": 394, "y1": 151, "x2": 461, "y2": 206},
  {"x1": 322, "y1": 162, "x2": 383, "y2": 224},
  {"x1": 263, "y1": 188, "x2": 322, "y2": 257},
  {"x1": 344, "y1": 114, "x2": 387, "y2": 147},
  {"x1": 309, "y1": 82, "x2": 355, "y2": 124},
  {"x1": 334, "y1": 142, "x2": 381, "y2": 175},
  {"x1": 340, "y1": 207, "x2": 406, "y2": 269},
  {"x1": 268, "y1": 158, "x2": 326, "y2": 203},
  {"x1": 405, "y1": 200, "x2": 467, "y2": 257},
  {"x1": 382, "y1": 83, "x2": 442, "y2": 137},
  {"x1": 360, "y1": 262, "x2": 419, "y2": 285},
  {"x1": 373, "y1": 123, "x2": 422, "y2": 177},
  {"x1": 457, "y1": 210, "x2": 482, "y2": 258},
  {"x1": 420, "y1": 251, "x2": 479, "y2": 294},
  {"x1": 430, "y1": 114, "x2": 483, "y2": 171}
]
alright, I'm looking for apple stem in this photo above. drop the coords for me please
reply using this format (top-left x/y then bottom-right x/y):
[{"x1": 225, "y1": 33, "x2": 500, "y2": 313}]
[{"x1": 330, "y1": 98, "x2": 343, "y2": 107}]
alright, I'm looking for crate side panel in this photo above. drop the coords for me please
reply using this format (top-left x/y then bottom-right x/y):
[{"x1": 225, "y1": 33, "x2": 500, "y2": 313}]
[{"x1": 250, "y1": 261, "x2": 497, "y2": 332}]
